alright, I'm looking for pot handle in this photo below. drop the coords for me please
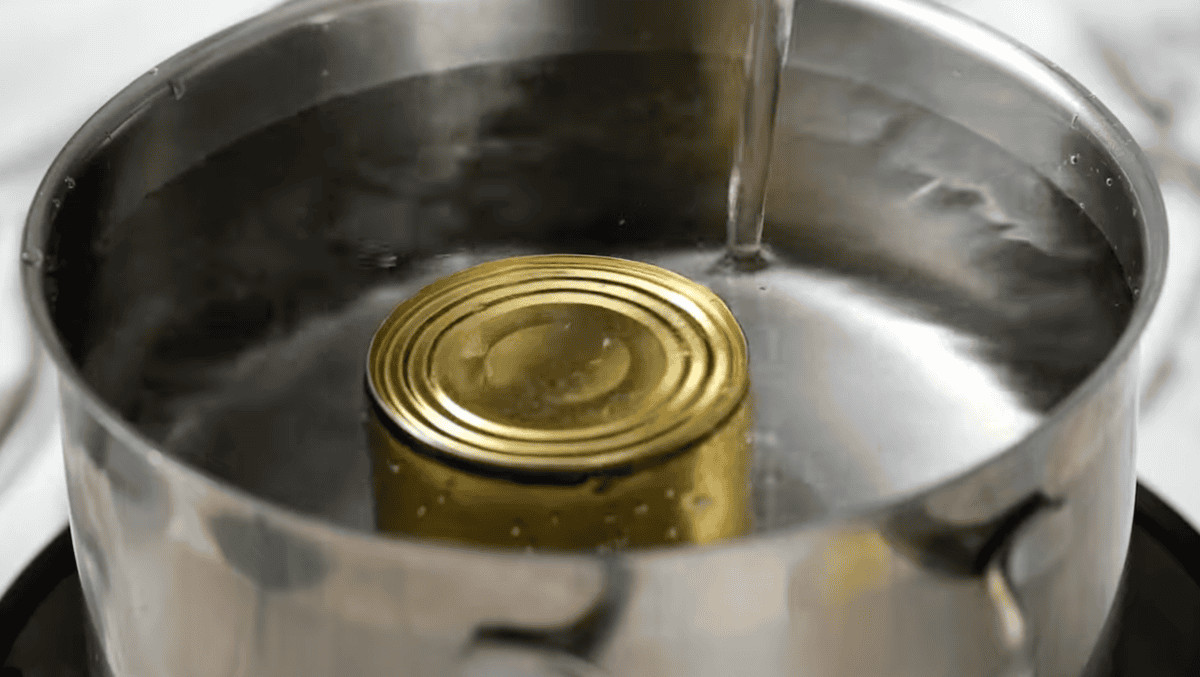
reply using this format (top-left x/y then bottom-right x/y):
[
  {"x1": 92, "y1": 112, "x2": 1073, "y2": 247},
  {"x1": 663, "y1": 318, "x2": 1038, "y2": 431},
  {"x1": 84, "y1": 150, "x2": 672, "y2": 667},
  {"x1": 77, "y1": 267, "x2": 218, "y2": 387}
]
[
  {"x1": 984, "y1": 558, "x2": 1035, "y2": 677},
  {"x1": 456, "y1": 558, "x2": 628, "y2": 677},
  {"x1": 458, "y1": 643, "x2": 609, "y2": 677},
  {"x1": 882, "y1": 491, "x2": 1061, "y2": 677}
]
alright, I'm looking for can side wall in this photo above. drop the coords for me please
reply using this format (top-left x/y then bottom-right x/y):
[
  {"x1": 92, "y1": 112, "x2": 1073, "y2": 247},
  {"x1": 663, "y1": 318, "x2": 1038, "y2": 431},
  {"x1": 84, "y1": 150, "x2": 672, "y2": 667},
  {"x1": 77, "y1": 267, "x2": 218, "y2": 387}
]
[{"x1": 370, "y1": 402, "x2": 752, "y2": 550}]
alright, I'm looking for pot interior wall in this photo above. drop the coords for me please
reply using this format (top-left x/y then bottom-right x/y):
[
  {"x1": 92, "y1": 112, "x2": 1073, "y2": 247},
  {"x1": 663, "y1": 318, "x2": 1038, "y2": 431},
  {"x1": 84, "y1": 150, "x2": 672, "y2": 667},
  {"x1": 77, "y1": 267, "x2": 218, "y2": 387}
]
[{"x1": 39, "y1": 34, "x2": 1136, "y2": 535}]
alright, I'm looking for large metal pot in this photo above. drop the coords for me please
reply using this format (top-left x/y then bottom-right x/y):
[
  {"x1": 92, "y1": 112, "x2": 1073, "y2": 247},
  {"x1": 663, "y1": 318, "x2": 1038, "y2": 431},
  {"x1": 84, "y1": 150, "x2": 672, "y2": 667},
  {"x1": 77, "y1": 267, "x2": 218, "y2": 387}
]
[{"x1": 21, "y1": 0, "x2": 1166, "y2": 675}]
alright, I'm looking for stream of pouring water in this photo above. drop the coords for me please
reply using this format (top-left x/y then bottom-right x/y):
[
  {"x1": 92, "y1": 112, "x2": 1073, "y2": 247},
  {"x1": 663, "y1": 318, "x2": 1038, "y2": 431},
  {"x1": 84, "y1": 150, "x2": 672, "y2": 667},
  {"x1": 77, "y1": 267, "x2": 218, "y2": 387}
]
[{"x1": 726, "y1": 0, "x2": 794, "y2": 264}]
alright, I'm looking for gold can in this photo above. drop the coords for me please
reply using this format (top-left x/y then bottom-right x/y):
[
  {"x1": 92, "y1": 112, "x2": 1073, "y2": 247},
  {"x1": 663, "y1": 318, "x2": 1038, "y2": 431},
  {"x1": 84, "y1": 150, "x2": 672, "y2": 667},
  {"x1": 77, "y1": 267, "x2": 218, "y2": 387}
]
[{"x1": 366, "y1": 254, "x2": 751, "y2": 550}]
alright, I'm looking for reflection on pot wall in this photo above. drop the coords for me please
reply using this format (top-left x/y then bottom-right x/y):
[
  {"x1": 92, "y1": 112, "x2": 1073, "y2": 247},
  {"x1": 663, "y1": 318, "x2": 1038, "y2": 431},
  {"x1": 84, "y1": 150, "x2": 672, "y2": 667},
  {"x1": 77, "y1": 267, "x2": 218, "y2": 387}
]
[{"x1": 23, "y1": 0, "x2": 1165, "y2": 675}]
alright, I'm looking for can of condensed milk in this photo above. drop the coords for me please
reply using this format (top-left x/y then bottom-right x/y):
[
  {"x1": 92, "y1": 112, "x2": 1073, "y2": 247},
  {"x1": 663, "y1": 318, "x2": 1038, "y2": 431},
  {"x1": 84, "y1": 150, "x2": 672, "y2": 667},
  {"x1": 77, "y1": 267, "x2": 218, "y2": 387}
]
[{"x1": 366, "y1": 255, "x2": 751, "y2": 550}]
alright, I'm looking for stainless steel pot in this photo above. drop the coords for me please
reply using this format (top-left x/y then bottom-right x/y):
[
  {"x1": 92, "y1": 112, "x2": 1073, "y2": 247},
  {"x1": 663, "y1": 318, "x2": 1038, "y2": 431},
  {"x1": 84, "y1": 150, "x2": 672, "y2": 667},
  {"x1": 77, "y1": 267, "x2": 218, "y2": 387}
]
[{"x1": 21, "y1": 0, "x2": 1166, "y2": 675}]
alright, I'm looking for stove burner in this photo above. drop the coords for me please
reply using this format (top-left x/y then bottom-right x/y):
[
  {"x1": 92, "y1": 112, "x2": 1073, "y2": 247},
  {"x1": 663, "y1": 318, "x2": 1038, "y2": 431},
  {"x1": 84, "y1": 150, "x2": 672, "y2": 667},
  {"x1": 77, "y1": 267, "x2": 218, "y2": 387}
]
[
  {"x1": 1, "y1": 485, "x2": 1198, "y2": 676},
  {"x1": 0, "y1": 529, "x2": 82, "y2": 676},
  {"x1": 1084, "y1": 485, "x2": 1200, "y2": 676}
]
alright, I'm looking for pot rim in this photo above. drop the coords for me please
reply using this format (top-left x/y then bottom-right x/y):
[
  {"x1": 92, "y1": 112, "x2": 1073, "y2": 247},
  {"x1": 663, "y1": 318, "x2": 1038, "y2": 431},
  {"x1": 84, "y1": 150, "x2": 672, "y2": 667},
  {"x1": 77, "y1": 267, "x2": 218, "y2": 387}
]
[{"x1": 19, "y1": 0, "x2": 1168, "y2": 556}]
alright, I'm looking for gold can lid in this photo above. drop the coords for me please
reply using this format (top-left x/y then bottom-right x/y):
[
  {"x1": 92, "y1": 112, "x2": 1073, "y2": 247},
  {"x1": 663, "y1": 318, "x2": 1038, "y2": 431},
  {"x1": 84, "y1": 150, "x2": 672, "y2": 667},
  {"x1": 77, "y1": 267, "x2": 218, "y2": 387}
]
[{"x1": 367, "y1": 255, "x2": 748, "y2": 473}]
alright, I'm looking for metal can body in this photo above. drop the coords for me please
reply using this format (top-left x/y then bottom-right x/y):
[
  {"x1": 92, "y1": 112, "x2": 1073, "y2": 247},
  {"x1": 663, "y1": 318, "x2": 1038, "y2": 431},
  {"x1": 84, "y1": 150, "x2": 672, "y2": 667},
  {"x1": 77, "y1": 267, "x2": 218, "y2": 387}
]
[
  {"x1": 369, "y1": 401, "x2": 752, "y2": 549},
  {"x1": 367, "y1": 255, "x2": 753, "y2": 550}
]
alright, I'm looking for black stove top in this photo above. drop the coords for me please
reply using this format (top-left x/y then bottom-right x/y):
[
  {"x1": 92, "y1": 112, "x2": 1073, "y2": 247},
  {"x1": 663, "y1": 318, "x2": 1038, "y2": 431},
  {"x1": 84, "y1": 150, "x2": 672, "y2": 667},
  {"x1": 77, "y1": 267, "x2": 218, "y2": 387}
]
[{"x1": 2, "y1": 485, "x2": 1198, "y2": 676}]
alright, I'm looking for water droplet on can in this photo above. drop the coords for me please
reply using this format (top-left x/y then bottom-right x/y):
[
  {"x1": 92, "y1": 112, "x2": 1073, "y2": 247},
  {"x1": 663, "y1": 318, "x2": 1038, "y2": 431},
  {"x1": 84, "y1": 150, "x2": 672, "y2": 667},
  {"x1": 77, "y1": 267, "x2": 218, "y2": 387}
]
[
  {"x1": 416, "y1": 505, "x2": 427, "y2": 517},
  {"x1": 436, "y1": 494, "x2": 446, "y2": 505},
  {"x1": 665, "y1": 488, "x2": 676, "y2": 499},
  {"x1": 64, "y1": 177, "x2": 75, "y2": 190},
  {"x1": 1069, "y1": 154, "x2": 1080, "y2": 165},
  {"x1": 603, "y1": 513, "x2": 618, "y2": 525},
  {"x1": 634, "y1": 503, "x2": 649, "y2": 516},
  {"x1": 689, "y1": 494, "x2": 713, "y2": 511},
  {"x1": 169, "y1": 80, "x2": 186, "y2": 100},
  {"x1": 666, "y1": 527, "x2": 679, "y2": 540}
]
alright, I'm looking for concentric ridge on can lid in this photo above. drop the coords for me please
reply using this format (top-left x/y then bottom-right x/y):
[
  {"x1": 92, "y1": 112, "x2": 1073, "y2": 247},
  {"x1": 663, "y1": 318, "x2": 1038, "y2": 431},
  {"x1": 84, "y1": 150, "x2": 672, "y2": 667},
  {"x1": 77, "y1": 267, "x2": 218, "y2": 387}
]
[{"x1": 367, "y1": 255, "x2": 748, "y2": 473}]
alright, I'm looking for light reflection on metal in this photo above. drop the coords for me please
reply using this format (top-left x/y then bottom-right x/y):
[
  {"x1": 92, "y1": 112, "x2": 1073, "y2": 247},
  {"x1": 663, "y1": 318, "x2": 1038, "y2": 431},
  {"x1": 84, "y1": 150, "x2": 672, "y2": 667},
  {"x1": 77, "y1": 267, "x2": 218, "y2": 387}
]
[{"x1": 368, "y1": 255, "x2": 753, "y2": 549}]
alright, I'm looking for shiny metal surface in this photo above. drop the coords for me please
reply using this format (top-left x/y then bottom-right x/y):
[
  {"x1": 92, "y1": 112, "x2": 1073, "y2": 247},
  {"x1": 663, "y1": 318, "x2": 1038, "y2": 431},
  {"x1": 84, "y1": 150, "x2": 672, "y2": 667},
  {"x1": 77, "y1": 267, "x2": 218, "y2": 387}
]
[
  {"x1": 368, "y1": 254, "x2": 753, "y2": 549},
  {"x1": 368, "y1": 255, "x2": 749, "y2": 472},
  {"x1": 21, "y1": 0, "x2": 1165, "y2": 675},
  {"x1": 371, "y1": 402, "x2": 754, "y2": 549}
]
